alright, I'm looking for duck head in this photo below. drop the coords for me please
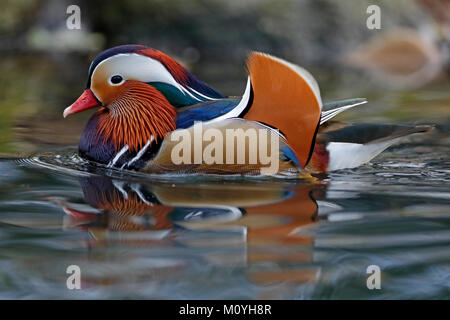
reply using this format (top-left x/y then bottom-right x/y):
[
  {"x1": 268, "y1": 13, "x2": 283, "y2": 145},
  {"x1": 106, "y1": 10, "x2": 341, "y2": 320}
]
[{"x1": 63, "y1": 45, "x2": 223, "y2": 162}]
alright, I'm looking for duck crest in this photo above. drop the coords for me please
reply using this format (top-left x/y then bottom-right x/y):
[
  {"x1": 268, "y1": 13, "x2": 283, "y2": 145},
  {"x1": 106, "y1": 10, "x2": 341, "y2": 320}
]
[
  {"x1": 87, "y1": 45, "x2": 224, "y2": 108},
  {"x1": 136, "y1": 48, "x2": 190, "y2": 85},
  {"x1": 137, "y1": 47, "x2": 224, "y2": 106}
]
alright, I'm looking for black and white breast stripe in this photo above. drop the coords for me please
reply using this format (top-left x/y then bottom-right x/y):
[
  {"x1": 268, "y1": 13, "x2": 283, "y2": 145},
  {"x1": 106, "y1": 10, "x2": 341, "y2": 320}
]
[{"x1": 107, "y1": 136, "x2": 160, "y2": 170}]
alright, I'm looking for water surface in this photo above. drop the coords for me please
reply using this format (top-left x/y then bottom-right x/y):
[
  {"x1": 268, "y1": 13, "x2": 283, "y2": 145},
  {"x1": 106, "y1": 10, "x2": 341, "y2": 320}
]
[
  {"x1": 0, "y1": 55, "x2": 449, "y2": 299},
  {"x1": 0, "y1": 125, "x2": 449, "y2": 299}
]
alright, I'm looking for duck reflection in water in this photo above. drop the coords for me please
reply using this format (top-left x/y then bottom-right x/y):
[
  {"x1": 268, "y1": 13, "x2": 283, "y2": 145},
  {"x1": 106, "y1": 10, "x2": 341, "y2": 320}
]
[{"x1": 60, "y1": 176, "x2": 332, "y2": 289}]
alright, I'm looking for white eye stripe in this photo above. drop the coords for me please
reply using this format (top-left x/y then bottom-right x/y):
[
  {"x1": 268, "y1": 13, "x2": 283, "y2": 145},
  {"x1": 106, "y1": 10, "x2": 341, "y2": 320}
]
[{"x1": 92, "y1": 53, "x2": 184, "y2": 91}]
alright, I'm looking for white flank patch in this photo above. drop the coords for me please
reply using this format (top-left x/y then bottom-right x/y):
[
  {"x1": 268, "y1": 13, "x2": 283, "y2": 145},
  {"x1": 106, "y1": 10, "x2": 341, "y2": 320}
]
[{"x1": 327, "y1": 138, "x2": 401, "y2": 171}]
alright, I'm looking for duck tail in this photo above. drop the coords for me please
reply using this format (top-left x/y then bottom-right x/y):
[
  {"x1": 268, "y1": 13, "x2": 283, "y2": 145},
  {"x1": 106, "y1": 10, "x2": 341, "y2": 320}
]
[
  {"x1": 241, "y1": 52, "x2": 322, "y2": 167},
  {"x1": 319, "y1": 123, "x2": 434, "y2": 172}
]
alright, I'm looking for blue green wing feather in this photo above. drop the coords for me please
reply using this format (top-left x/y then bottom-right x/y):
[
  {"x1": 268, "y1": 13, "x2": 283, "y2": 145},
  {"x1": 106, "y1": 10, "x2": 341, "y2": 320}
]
[{"x1": 175, "y1": 98, "x2": 240, "y2": 129}]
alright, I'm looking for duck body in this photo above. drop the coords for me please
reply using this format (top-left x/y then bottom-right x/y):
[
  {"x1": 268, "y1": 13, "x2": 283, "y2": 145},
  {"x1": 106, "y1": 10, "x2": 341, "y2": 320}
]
[
  {"x1": 79, "y1": 105, "x2": 300, "y2": 175},
  {"x1": 65, "y1": 45, "x2": 430, "y2": 176}
]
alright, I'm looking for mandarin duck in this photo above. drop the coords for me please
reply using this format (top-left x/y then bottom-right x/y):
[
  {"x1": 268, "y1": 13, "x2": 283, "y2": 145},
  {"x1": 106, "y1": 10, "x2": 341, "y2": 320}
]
[{"x1": 63, "y1": 45, "x2": 431, "y2": 175}]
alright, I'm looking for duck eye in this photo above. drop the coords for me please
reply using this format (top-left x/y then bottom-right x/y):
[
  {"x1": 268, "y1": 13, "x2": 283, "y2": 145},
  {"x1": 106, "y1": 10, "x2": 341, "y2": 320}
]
[{"x1": 110, "y1": 75, "x2": 123, "y2": 84}]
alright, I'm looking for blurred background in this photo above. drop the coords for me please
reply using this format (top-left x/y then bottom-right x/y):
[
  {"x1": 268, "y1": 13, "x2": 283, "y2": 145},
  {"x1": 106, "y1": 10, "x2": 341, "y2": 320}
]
[
  {"x1": 0, "y1": 0, "x2": 449, "y2": 156},
  {"x1": 0, "y1": 0, "x2": 449, "y2": 300}
]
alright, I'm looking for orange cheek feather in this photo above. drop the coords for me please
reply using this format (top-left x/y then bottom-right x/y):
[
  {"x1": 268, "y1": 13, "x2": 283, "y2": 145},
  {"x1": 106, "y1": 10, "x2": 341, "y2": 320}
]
[{"x1": 95, "y1": 81, "x2": 177, "y2": 152}]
